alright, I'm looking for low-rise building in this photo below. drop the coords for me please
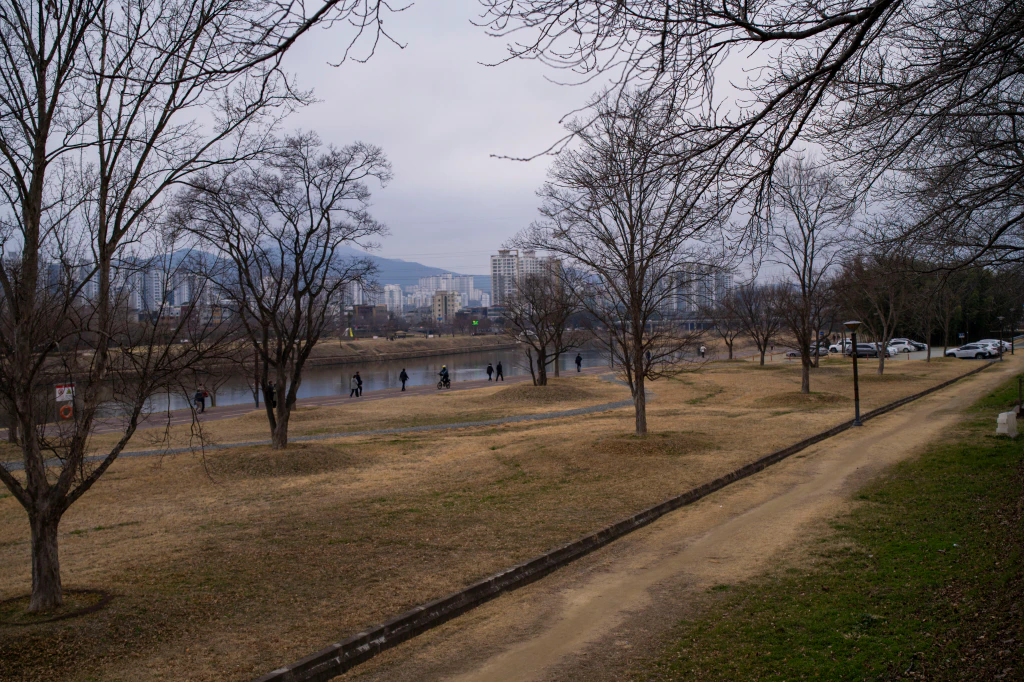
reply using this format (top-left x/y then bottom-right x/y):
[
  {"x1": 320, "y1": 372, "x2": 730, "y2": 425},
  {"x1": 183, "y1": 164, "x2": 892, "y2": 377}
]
[{"x1": 431, "y1": 290, "x2": 461, "y2": 322}]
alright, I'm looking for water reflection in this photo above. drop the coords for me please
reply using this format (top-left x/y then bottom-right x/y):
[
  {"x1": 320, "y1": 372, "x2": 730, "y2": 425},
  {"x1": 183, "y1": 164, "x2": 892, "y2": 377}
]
[{"x1": 138, "y1": 345, "x2": 609, "y2": 413}]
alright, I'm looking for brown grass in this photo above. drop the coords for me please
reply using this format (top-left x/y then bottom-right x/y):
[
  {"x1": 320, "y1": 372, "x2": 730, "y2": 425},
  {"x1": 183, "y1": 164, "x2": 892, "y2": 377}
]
[
  {"x1": 84, "y1": 376, "x2": 626, "y2": 455},
  {"x1": 0, "y1": 356, "x2": 982, "y2": 681}
]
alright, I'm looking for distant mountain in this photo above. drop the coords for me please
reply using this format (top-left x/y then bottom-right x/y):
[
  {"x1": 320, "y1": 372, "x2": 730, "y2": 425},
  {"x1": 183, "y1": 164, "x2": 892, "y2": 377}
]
[{"x1": 339, "y1": 246, "x2": 490, "y2": 293}]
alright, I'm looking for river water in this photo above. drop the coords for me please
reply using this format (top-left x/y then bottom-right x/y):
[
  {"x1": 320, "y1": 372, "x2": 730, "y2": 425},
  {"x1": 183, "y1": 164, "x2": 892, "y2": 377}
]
[{"x1": 150, "y1": 345, "x2": 610, "y2": 412}]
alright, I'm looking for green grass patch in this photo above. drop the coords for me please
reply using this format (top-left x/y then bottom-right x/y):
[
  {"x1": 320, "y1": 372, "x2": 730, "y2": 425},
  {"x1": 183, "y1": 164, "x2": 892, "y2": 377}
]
[{"x1": 642, "y1": 375, "x2": 1024, "y2": 681}]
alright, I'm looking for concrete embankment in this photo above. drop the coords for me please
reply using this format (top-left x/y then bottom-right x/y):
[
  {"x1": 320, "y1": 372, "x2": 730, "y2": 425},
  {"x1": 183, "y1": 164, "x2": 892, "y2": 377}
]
[{"x1": 307, "y1": 336, "x2": 518, "y2": 367}]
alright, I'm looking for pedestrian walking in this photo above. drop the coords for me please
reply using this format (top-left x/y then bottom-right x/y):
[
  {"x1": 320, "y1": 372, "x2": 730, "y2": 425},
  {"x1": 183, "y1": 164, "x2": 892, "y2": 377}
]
[
  {"x1": 193, "y1": 388, "x2": 205, "y2": 414},
  {"x1": 267, "y1": 382, "x2": 277, "y2": 409},
  {"x1": 699, "y1": 345, "x2": 706, "y2": 359},
  {"x1": 399, "y1": 368, "x2": 409, "y2": 391},
  {"x1": 349, "y1": 375, "x2": 359, "y2": 398},
  {"x1": 495, "y1": 361, "x2": 504, "y2": 381},
  {"x1": 355, "y1": 371, "x2": 363, "y2": 396},
  {"x1": 486, "y1": 363, "x2": 494, "y2": 381},
  {"x1": 645, "y1": 350, "x2": 652, "y2": 365},
  {"x1": 575, "y1": 353, "x2": 582, "y2": 372}
]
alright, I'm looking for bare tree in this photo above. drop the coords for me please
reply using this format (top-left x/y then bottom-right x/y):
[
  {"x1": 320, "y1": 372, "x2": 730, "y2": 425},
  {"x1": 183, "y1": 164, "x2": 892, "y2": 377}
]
[
  {"x1": 180, "y1": 132, "x2": 391, "y2": 449},
  {"x1": 808, "y1": 275, "x2": 841, "y2": 367},
  {"x1": 767, "y1": 157, "x2": 850, "y2": 392},
  {"x1": 729, "y1": 282, "x2": 786, "y2": 366},
  {"x1": 523, "y1": 90, "x2": 721, "y2": 435},
  {"x1": 502, "y1": 271, "x2": 580, "y2": 386},
  {"x1": 0, "y1": 0, "x2": 399, "y2": 612},
  {"x1": 701, "y1": 297, "x2": 742, "y2": 360},
  {"x1": 839, "y1": 252, "x2": 911, "y2": 374},
  {"x1": 478, "y1": 0, "x2": 1024, "y2": 265}
]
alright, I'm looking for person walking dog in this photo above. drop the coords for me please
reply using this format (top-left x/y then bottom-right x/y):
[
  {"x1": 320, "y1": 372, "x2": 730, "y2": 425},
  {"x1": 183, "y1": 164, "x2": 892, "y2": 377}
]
[
  {"x1": 399, "y1": 368, "x2": 409, "y2": 391},
  {"x1": 486, "y1": 363, "x2": 494, "y2": 381},
  {"x1": 495, "y1": 361, "x2": 504, "y2": 381}
]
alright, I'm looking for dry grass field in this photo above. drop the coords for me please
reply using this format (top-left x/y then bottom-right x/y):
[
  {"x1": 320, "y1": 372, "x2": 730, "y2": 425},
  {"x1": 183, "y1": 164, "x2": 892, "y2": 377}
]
[{"x1": 0, "y1": 355, "x2": 975, "y2": 681}]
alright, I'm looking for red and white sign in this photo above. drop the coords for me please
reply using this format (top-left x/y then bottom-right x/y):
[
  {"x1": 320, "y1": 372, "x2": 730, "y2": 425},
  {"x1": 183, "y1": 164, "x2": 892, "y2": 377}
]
[{"x1": 55, "y1": 383, "x2": 75, "y2": 402}]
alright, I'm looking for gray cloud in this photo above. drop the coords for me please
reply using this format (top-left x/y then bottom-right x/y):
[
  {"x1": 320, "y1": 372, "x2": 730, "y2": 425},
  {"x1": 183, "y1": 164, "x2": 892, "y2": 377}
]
[{"x1": 281, "y1": 0, "x2": 592, "y2": 274}]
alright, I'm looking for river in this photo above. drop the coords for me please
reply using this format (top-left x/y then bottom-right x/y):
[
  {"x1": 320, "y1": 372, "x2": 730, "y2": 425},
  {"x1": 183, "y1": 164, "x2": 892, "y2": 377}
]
[{"x1": 146, "y1": 345, "x2": 611, "y2": 412}]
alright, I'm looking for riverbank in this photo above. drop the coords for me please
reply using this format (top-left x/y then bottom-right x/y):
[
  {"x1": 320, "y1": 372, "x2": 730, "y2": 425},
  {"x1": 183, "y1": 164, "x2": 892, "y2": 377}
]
[
  {"x1": 308, "y1": 335, "x2": 517, "y2": 367},
  {"x1": 0, "y1": 357, "x2": 983, "y2": 682}
]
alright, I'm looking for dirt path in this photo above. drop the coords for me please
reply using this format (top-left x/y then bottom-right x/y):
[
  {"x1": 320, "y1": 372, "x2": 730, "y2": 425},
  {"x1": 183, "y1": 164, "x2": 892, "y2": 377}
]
[
  {"x1": 0, "y1": 366, "x2": 608, "y2": 441},
  {"x1": 345, "y1": 357, "x2": 1020, "y2": 682}
]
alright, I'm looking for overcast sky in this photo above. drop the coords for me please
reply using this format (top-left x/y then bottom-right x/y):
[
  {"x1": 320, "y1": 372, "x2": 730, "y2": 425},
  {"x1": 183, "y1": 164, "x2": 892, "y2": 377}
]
[{"x1": 282, "y1": 1, "x2": 594, "y2": 275}]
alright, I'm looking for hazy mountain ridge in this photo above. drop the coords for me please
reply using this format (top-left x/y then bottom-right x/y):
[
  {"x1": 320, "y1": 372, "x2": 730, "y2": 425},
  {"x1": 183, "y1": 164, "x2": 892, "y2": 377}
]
[{"x1": 339, "y1": 246, "x2": 490, "y2": 293}]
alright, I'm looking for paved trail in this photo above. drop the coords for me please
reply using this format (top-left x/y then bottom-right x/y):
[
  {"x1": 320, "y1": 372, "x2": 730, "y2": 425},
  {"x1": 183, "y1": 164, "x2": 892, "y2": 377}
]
[
  {"x1": 14, "y1": 366, "x2": 610, "y2": 438},
  {"x1": 346, "y1": 357, "x2": 1020, "y2": 682},
  {"x1": 2, "y1": 367, "x2": 625, "y2": 471}
]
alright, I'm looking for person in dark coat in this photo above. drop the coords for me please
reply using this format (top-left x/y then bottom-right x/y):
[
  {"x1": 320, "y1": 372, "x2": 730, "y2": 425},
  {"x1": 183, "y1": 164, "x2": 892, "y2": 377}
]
[
  {"x1": 267, "y1": 382, "x2": 277, "y2": 409},
  {"x1": 399, "y1": 368, "x2": 409, "y2": 391},
  {"x1": 355, "y1": 371, "x2": 363, "y2": 396},
  {"x1": 495, "y1": 361, "x2": 504, "y2": 381},
  {"x1": 486, "y1": 363, "x2": 494, "y2": 381},
  {"x1": 194, "y1": 388, "x2": 205, "y2": 414},
  {"x1": 575, "y1": 353, "x2": 582, "y2": 372}
]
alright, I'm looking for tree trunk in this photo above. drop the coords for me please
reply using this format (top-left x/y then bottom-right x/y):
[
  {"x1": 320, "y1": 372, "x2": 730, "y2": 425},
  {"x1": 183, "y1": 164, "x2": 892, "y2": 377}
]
[
  {"x1": 759, "y1": 347, "x2": 766, "y2": 365},
  {"x1": 633, "y1": 372, "x2": 647, "y2": 436},
  {"x1": 525, "y1": 349, "x2": 537, "y2": 385},
  {"x1": 271, "y1": 410, "x2": 290, "y2": 449},
  {"x1": 536, "y1": 347, "x2": 548, "y2": 386},
  {"x1": 727, "y1": 341, "x2": 734, "y2": 359},
  {"x1": 553, "y1": 352, "x2": 560, "y2": 378},
  {"x1": 877, "y1": 353, "x2": 886, "y2": 375},
  {"x1": 29, "y1": 509, "x2": 63, "y2": 612},
  {"x1": 801, "y1": 357, "x2": 811, "y2": 394},
  {"x1": 8, "y1": 422, "x2": 17, "y2": 444}
]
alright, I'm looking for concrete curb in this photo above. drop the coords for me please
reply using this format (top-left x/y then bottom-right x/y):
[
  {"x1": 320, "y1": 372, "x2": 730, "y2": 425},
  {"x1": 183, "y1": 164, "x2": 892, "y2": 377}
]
[{"x1": 251, "y1": 361, "x2": 994, "y2": 682}]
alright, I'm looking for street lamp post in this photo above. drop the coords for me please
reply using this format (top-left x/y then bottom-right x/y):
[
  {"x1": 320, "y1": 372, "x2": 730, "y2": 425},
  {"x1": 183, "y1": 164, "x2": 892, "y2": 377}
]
[
  {"x1": 998, "y1": 316, "x2": 1005, "y2": 361},
  {"x1": 845, "y1": 320, "x2": 863, "y2": 426}
]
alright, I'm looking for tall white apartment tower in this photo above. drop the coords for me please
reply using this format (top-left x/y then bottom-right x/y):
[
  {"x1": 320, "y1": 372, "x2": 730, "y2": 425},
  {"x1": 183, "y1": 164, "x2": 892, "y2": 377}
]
[
  {"x1": 490, "y1": 249, "x2": 520, "y2": 305},
  {"x1": 383, "y1": 284, "x2": 403, "y2": 313}
]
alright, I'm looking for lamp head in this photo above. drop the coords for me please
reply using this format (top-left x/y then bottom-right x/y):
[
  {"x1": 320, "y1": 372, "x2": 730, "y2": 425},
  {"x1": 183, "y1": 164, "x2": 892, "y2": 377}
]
[{"x1": 843, "y1": 320, "x2": 862, "y2": 333}]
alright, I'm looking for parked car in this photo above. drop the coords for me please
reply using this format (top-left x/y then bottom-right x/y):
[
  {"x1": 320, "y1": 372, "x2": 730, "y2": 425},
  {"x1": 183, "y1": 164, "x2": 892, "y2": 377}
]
[
  {"x1": 786, "y1": 350, "x2": 800, "y2": 358},
  {"x1": 977, "y1": 338, "x2": 1012, "y2": 352},
  {"x1": 849, "y1": 343, "x2": 880, "y2": 358},
  {"x1": 829, "y1": 340, "x2": 851, "y2": 354},
  {"x1": 876, "y1": 342, "x2": 898, "y2": 357},
  {"x1": 908, "y1": 340, "x2": 929, "y2": 351},
  {"x1": 887, "y1": 338, "x2": 915, "y2": 353},
  {"x1": 945, "y1": 343, "x2": 996, "y2": 359}
]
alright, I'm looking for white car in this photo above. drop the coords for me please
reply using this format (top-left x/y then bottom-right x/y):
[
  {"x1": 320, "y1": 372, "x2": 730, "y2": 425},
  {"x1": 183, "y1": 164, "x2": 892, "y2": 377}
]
[
  {"x1": 977, "y1": 338, "x2": 1011, "y2": 352},
  {"x1": 945, "y1": 343, "x2": 996, "y2": 359},
  {"x1": 867, "y1": 342, "x2": 897, "y2": 357},
  {"x1": 887, "y1": 339, "x2": 915, "y2": 353},
  {"x1": 829, "y1": 340, "x2": 851, "y2": 354}
]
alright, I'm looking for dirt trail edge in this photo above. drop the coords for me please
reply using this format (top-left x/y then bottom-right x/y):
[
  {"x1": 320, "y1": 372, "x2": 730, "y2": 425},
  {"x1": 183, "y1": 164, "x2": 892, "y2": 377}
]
[{"x1": 341, "y1": 358, "x2": 1019, "y2": 682}]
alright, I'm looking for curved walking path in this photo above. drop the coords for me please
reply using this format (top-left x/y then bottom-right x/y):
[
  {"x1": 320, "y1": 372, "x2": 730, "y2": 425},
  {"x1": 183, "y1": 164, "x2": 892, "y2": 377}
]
[
  {"x1": 1, "y1": 372, "x2": 634, "y2": 472},
  {"x1": 80, "y1": 366, "x2": 611, "y2": 436},
  {"x1": 344, "y1": 356, "x2": 1021, "y2": 682}
]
